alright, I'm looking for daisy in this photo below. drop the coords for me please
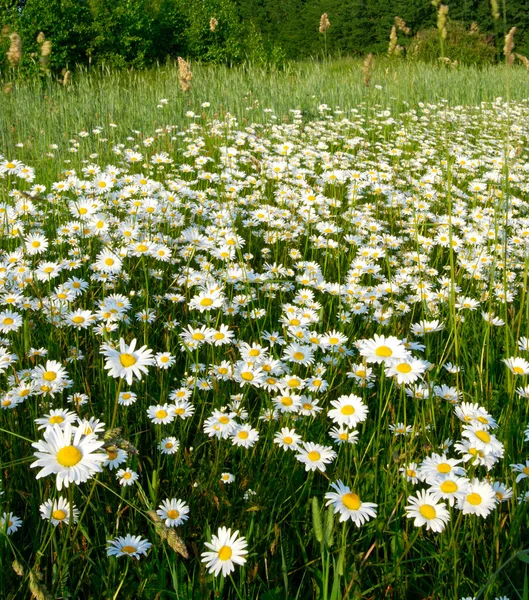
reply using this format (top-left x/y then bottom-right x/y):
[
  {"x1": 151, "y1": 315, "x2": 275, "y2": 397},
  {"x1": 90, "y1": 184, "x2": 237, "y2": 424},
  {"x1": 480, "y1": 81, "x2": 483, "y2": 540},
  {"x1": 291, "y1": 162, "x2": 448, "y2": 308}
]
[
  {"x1": 117, "y1": 468, "x2": 139, "y2": 486},
  {"x1": 107, "y1": 534, "x2": 152, "y2": 559},
  {"x1": 34, "y1": 408, "x2": 78, "y2": 430},
  {"x1": 118, "y1": 391, "x2": 137, "y2": 406},
  {"x1": 429, "y1": 475, "x2": 471, "y2": 507},
  {"x1": 282, "y1": 342, "x2": 314, "y2": 366},
  {"x1": 329, "y1": 426, "x2": 359, "y2": 445},
  {"x1": 385, "y1": 357, "x2": 427, "y2": 385},
  {"x1": 295, "y1": 442, "x2": 337, "y2": 472},
  {"x1": 273, "y1": 427, "x2": 302, "y2": 451},
  {"x1": 325, "y1": 480, "x2": 378, "y2": 525},
  {"x1": 503, "y1": 357, "x2": 529, "y2": 375},
  {"x1": 155, "y1": 352, "x2": 176, "y2": 369},
  {"x1": 94, "y1": 250, "x2": 122, "y2": 274},
  {"x1": 220, "y1": 472, "x2": 235, "y2": 484},
  {"x1": 358, "y1": 334, "x2": 408, "y2": 364},
  {"x1": 327, "y1": 394, "x2": 368, "y2": 428},
  {"x1": 201, "y1": 526, "x2": 248, "y2": 577},
  {"x1": 159, "y1": 437, "x2": 179, "y2": 455},
  {"x1": 419, "y1": 453, "x2": 466, "y2": 484},
  {"x1": 405, "y1": 490, "x2": 450, "y2": 532},
  {"x1": 409, "y1": 320, "x2": 444, "y2": 336},
  {"x1": 101, "y1": 338, "x2": 155, "y2": 385},
  {"x1": 32, "y1": 360, "x2": 69, "y2": 388},
  {"x1": 24, "y1": 233, "x2": 49, "y2": 255},
  {"x1": 400, "y1": 462, "x2": 421, "y2": 484},
  {"x1": 0, "y1": 310, "x2": 23, "y2": 334},
  {"x1": 156, "y1": 498, "x2": 190, "y2": 527},
  {"x1": 273, "y1": 391, "x2": 302, "y2": 414},
  {"x1": 31, "y1": 423, "x2": 107, "y2": 490},
  {"x1": 103, "y1": 447, "x2": 128, "y2": 470},
  {"x1": 147, "y1": 404, "x2": 175, "y2": 425},
  {"x1": 231, "y1": 424, "x2": 260, "y2": 448},
  {"x1": 458, "y1": 479, "x2": 497, "y2": 517},
  {"x1": 0, "y1": 512, "x2": 22, "y2": 535},
  {"x1": 510, "y1": 460, "x2": 529, "y2": 483},
  {"x1": 203, "y1": 410, "x2": 238, "y2": 439},
  {"x1": 65, "y1": 309, "x2": 95, "y2": 330},
  {"x1": 491, "y1": 481, "x2": 513, "y2": 503},
  {"x1": 39, "y1": 497, "x2": 79, "y2": 525},
  {"x1": 461, "y1": 424, "x2": 504, "y2": 457}
]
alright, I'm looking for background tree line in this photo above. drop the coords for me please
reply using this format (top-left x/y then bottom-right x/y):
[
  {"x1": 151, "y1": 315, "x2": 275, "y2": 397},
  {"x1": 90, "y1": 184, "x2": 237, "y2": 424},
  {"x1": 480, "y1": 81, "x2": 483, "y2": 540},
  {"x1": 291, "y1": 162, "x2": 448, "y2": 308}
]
[{"x1": 0, "y1": 0, "x2": 528, "y2": 74}]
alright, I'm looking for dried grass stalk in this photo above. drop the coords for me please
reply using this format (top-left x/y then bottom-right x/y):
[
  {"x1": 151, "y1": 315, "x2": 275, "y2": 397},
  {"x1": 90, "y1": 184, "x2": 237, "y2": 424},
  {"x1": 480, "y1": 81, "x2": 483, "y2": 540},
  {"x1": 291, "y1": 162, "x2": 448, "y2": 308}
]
[
  {"x1": 210, "y1": 17, "x2": 218, "y2": 32},
  {"x1": 178, "y1": 57, "x2": 192, "y2": 92},
  {"x1": 319, "y1": 13, "x2": 330, "y2": 34},
  {"x1": 504, "y1": 27, "x2": 516, "y2": 65},
  {"x1": 363, "y1": 53, "x2": 374, "y2": 86},
  {"x1": 394, "y1": 16, "x2": 410, "y2": 35},
  {"x1": 7, "y1": 32, "x2": 22, "y2": 67}
]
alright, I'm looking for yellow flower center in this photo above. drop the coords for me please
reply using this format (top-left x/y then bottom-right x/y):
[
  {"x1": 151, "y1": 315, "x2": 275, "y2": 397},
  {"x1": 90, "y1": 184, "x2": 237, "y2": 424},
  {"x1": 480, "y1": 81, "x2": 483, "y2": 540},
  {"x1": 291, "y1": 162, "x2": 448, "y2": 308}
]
[
  {"x1": 375, "y1": 345, "x2": 392, "y2": 357},
  {"x1": 419, "y1": 504, "x2": 436, "y2": 520},
  {"x1": 120, "y1": 353, "x2": 137, "y2": 367},
  {"x1": 241, "y1": 372, "x2": 254, "y2": 381},
  {"x1": 136, "y1": 244, "x2": 148, "y2": 252},
  {"x1": 218, "y1": 545, "x2": 232, "y2": 561},
  {"x1": 218, "y1": 367, "x2": 228, "y2": 375},
  {"x1": 440, "y1": 480, "x2": 458, "y2": 493},
  {"x1": 56, "y1": 445, "x2": 82, "y2": 467},
  {"x1": 287, "y1": 378, "x2": 300, "y2": 388},
  {"x1": 249, "y1": 349, "x2": 260, "y2": 357},
  {"x1": 513, "y1": 366, "x2": 524, "y2": 374},
  {"x1": 307, "y1": 451, "x2": 320, "y2": 462},
  {"x1": 214, "y1": 332, "x2": 225, "y2": 340},
  {"x1": 475, "y1": 430, "x2": 490, "y2": 443},
  {"x1": 165, "y1": 442, "x2": 173, "y2": 449},
  {"x1": 289, "y1": 318, "x2": 300, "y2": 326},
  {"x1": 123, "y1": 472, "x2": 132, "y2": 479},
  {"x1": 238, "y1": 431, "x2": 249, "y2": 439},
  {"x1": 342, "y1": 493, "x2": 361, "y2": 510},
  {"x1": 192, "y1": 332, "x2": 205, "y2": 341},
  {"x1": 121, "y1": 545, "x2": 137, "y2": 554},
  {"x1": 43, "y1": 371, "x2": 57, "y2": 381},
  {"x1": 293, "y1": 352, "x2": 305, "y2": 361},
  {"x1": 49, "y1": 415, "x2": 65, "y2": 425},
  {"x1": 523, "y1": 466, "x2": 529, "y2": 476},
  {"x1": 200, "y1": 298, "x2": 213, "y2": 306},
  {"x1": 476, "y1": 416, "x2": 489, "y2": 424},
  {"x1": 328, "y1": 337, "x2": 339, "y2": 345},
  {"x1": 52, "y1": 509, "x2": 67, "y2": 520},
  {"x1": 167, "y1": 509, "x2": 180, "y2": 520},
  {"x1": 72, "y1": 316, "x2": 85, "y2": 324},
  {"x1": 341, "y1": 405, "x2": 355, "y2": 415},
  {"x1": 219, "y1": 416, "x2": 230, "y2": 425},
  {"x1": 466, "y1": 493, "x2": 482, "y2": 505},
  {"x1": 283, "y1": 436, "x2": 293, "y2": 445},
  {"x1": 3, "y1": 318, "x2": 13, "y2": 325},
  {"x1": 396, "y1": 363, "x2": 412, "y2": 373},
  {"x1": 105, "y1": 258, "x2": 115, "y2": 266},
  {"x1": 437, "y1": 463, "x2": 451, "y2": 474},
  {"x1": 155, "y1": 410, "x2": 168, "y2": 419}
]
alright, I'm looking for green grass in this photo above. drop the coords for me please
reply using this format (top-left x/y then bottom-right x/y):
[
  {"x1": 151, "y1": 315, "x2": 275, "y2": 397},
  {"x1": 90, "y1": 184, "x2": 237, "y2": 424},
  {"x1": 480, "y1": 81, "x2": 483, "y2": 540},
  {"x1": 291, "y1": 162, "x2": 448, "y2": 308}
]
[{"x1": 0, "y1": 59, "x2": 529, "y2": 599}]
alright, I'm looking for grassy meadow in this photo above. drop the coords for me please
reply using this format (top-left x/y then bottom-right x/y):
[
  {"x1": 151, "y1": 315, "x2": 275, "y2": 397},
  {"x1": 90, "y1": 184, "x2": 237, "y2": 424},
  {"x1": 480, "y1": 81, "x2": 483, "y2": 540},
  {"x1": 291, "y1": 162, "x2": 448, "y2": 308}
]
[{"x1": 1, "y1": 59, "x2": 529, "y2": 599}]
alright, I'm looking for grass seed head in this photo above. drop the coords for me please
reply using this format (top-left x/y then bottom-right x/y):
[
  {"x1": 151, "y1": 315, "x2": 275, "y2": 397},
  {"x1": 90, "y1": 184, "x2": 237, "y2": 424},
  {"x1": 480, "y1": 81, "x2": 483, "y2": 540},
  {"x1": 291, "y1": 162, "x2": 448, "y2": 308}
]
[
  {"x1": 319, "y1": 13, "x2": 330, "y2": 34},
  {"x1": 7, "y1": 32, "x2": 22, "y2": 67},
  {"x1": 178, "y1": 57, "x2": 192, "y2": 92}
]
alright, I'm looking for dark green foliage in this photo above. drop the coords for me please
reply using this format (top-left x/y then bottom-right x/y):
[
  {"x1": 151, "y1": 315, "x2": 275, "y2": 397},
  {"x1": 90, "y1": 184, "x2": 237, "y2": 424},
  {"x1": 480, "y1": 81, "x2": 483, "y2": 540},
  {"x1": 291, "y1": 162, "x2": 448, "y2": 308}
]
[{"x1": 0, "y1": 0, "x2": 527, "y2": 74}]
